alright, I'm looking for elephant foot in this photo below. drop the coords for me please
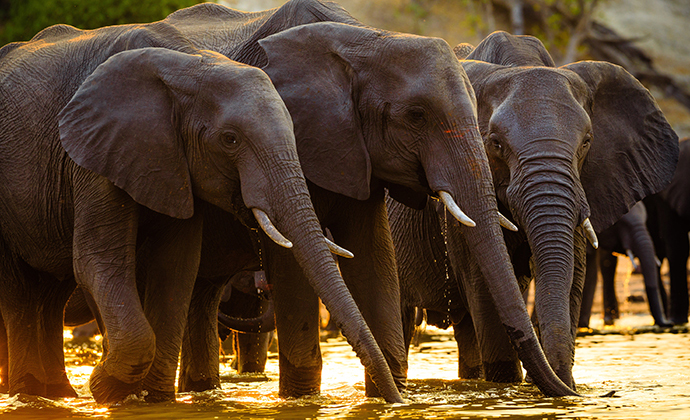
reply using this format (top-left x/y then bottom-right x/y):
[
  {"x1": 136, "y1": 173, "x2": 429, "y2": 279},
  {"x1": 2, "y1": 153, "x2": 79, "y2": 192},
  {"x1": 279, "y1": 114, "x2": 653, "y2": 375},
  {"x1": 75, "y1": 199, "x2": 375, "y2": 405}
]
[
  {"x1": 458, "y1": 361, "x2": 483, "y2": 380},
  {"x1": 142, "y1": 387, "x2": 176, "y2": 403},
  {"x1": 483, "y1": 360, "x2": 523, "y2": 383},
  {"x1": 278, "y1": 352, "x2": 321, "y2": 399},
  {"x1": 10, "y1": 373, "x2": 47, "y2": 397},
  {"x1": 603, "y1": 315, "x2": 615, "y2": 326},
  {"x1": 45, "y1": 380, "x2": 78, "y2": 399},
  {"x1": 89, "y1": 363, "x2": 143, "y2": 404},
  {"x1": 177, "y1": 375, "x2": 221, "y2": 393},
  {"x1": 670, "y1": 316, "x2": 688, "y2": 326}
]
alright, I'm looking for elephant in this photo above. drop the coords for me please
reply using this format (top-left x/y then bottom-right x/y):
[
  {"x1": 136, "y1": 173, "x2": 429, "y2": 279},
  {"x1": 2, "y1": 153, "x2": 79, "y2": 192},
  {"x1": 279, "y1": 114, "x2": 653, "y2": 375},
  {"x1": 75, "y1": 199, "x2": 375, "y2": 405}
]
[
  {"x1": 162, "y1": 0, "x2": 577, "y2": 399},
  {"x1": 0, "y1": 19, "x2": 395, "y2": 404},
  {"x1": 388, "y1": 30, "x2": 678, "y2": 391},
  {"x1": 643, "y1": 137, "x2": 690, "y2": 325},
  {"x1": 578, "y1": 201, "x2": 671, "y2": 328},
  {"x1": 217, "y1": 270, "x2": 275, "y2": 374}
]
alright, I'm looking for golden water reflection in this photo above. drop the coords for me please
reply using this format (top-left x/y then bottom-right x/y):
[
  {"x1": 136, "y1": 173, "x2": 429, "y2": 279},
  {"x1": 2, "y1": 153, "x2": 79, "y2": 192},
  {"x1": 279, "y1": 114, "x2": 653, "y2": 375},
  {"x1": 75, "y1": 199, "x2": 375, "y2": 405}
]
[{"x1": 2, "y1": 321, "x2": 689, "y2": 419}]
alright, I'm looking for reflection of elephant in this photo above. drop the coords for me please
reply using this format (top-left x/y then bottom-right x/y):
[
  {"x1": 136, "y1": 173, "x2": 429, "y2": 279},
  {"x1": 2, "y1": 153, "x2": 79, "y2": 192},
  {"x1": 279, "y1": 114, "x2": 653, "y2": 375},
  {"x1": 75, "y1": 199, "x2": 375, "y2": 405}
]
[
  {"x1": 390, "y1": 31, "x2": 678, "y2": 391},
  {"x1": 0, "y1": 22, "x2": 373, "y2": 403},
  {"x1": 168, "y1": 1, "x2": 575, "y2": 398},
  {"x1": 579, "y1": 202, "x2": 671, "y2": 328},
  {"x1": 644, "y1": 138, "x2": 690, "y2": 325}
]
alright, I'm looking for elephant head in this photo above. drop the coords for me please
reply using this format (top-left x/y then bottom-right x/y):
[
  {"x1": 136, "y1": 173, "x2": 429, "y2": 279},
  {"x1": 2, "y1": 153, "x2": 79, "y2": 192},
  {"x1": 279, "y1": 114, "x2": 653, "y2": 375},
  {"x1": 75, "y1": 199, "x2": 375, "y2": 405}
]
[
  {"x1": 257, "y1": 23, "x2": 576, "y2": 396},
  {"x1": 57, "y1": 47, "x2": 402, "y2": 402},
  {"x1": 461, "y1": 31, "x2": 679, "y2": 388}
]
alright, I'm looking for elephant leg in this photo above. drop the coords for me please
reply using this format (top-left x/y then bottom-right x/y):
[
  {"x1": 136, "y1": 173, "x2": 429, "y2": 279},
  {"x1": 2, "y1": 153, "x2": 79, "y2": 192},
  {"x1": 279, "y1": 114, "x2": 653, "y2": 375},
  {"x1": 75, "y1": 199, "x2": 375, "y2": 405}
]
[
  {"x1": 73, "y1": 180, "x2": 154, "y2": 404},
  {"x1": 234, "y1": 330, "x2": 272, "y2": 374},
  {"x1": 178, "y1": 276, "x2": 226, "y2": 393},
  {"x1": 453, "y1": 315, "x2": 482, "y2": 379},
  {"x1": 0, "y1": 313, "x2": 7, "y2": 394},
  {"x1": 137, "y1": 214, "x2": 203, "y2": 402},
  {"x1": 0, "y1": 259, "x2": 76, "y2": 397},
  {"x1": 665, "y1": 222, "x2": 690, "y2": 325},
  {"x1": 578, "y1": 245, "x2": 599, "y2": 328},
  {"x1": 444, "y1": 219, "x2": 521, "y2": 383},
  {"x1": 599, "y1": 251, "x2": 619, "y2": 325},
  {"x1": 400, "y1": 304, "x2": 417, "y2": 356},
  {"x1": 265, "y1": 246, "x2": 322, "y2": 398},
  {"x1": 40, "y1": 278, "x2": 79, "y2": 398},
  {"x1": 329, "y1": 193, "x2": 407, "y2": 396}
]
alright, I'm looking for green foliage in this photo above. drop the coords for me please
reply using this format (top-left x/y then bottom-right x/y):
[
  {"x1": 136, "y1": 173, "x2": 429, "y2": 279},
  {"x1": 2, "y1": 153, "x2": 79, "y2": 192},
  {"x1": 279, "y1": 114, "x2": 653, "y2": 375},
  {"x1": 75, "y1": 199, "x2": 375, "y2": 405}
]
[{"x1": 0, "y1": 0, "x2": 208, "y2": 45}]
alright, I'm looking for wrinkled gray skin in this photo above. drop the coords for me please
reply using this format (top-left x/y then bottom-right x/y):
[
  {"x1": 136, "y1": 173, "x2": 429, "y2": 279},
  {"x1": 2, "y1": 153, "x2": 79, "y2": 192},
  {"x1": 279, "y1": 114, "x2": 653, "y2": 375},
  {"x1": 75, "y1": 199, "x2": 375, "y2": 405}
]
[
  {"x1": 0, "y1": 21, "x2": 389, "y2": 403},
  {"x1": 389, "y1": 31, "x2": 678, "y2": 391},
  {"x1": 644, "y1": 137, "x2": 690, "y2": 325},
  {"x1": 579, "y1": 202, "x2": 671, "y2": 328},
  {"x1": 164, "y1": 0, "x2": 575, "y2": 399}
]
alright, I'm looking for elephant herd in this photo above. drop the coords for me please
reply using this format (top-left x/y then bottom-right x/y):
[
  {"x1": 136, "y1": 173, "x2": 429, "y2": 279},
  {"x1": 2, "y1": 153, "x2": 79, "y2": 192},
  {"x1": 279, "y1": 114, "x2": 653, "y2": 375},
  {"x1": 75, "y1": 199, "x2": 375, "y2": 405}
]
[{"x1": 0, "y1": 0, "x2": 681, "y2": 406}]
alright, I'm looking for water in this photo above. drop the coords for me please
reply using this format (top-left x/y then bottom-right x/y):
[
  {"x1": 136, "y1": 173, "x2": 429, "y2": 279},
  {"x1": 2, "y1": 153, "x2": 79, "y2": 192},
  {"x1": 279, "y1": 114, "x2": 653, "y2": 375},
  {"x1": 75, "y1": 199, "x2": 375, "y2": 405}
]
[
  {"x1": 1, "y1": 321, "x2": 688, "y2": 419},
  {"x1": 2, "y1": 260, "x2": 689, "y2": 419}
]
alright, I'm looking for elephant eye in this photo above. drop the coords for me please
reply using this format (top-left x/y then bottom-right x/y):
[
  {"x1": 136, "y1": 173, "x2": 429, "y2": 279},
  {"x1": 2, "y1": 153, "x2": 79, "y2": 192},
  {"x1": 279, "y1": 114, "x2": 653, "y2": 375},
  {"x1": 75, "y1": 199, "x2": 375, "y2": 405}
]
[
  {"x1": 223, "y1": 132, "x2": 239, "y2": 145},
  {"x1": 488, "y1": 133, "x2": 502, "y2": 153},
  {"x1": 583, "y1": 132, "x2": 592, "y2": 147},
  {"x1": 406, "y1": 108, "x2": 427, "y2": 126}
]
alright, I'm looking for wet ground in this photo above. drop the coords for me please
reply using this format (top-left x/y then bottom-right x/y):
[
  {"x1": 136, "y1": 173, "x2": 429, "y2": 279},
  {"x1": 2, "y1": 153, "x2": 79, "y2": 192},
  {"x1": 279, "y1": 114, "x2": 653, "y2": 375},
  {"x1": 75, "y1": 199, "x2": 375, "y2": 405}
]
[{"x1": 1, "y1": 257, "x2": 688, "y2": 419}]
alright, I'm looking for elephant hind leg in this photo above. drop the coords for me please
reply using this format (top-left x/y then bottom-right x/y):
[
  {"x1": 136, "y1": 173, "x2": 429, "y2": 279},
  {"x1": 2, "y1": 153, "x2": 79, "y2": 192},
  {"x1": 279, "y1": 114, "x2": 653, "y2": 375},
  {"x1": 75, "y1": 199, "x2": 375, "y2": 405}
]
[{"x1": 0, "y1": 256, "x2": 77, "y2": 398}]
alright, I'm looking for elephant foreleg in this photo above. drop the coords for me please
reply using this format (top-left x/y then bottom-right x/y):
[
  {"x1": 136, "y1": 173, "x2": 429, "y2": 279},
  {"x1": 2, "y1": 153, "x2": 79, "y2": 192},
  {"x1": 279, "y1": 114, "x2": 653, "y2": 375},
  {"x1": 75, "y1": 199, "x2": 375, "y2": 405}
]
[
  {"x1": 329, "y1": 193, "x2": 408, "y2": 397},
  {"x1": 137, "y1": 214, "x2": 203, "y2": 401},
  {"x1": 599, "y1": 251, "x2": 619, "y2": 325},
  {"x1": 73, "y1": 178, "x2": 154, "y2": 404},
  {"x1": 445, "y1": 218, "x2": 522, "y2": 383},
  {"x1": 265, "y1": 245, "x2": 322, "y2": 398}
]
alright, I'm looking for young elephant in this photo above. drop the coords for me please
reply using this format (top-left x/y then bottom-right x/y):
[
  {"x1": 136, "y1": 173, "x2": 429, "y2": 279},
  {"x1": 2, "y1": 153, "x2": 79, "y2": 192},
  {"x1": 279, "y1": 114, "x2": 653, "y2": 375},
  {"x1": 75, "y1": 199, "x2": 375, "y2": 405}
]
[
  {"x1": 0, "y1": 22, "x2": 392, "y2": 403},
  {"x1": 579, "y1": 201, "x2": 671, "y2": 328},
  {"x1": 644, "y1": 137, "x2": 690, "y2": 325},
  {"x1": 389, "y1": 31, "x2": 678, "y2": 390}
]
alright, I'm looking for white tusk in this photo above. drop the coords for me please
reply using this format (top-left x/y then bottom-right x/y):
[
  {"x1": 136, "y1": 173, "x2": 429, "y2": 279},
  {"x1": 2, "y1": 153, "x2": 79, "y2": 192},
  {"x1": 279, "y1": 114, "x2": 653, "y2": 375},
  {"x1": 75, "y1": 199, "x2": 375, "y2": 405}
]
[
  {"x1": 252, "y1": 208, "x2": 293, "y2": 249},
  {"x1": 325, "y1": 238, "x2": 354, "y2": 259},
  {"x1": 655, "y1": 256, "x2": 662, "y2": 267},
  {"x1": 582, "y1": 218, "x2": 598, "y2": 249},
  {"x1": 498, "y1": 212, "x2": 518, "y2": 231},
  {"x1": 626, "y1": 250, "x2": 639, "y2": 271},
  {"x1": 438, "y1": 191, "x2": 476, "y2": 227}
]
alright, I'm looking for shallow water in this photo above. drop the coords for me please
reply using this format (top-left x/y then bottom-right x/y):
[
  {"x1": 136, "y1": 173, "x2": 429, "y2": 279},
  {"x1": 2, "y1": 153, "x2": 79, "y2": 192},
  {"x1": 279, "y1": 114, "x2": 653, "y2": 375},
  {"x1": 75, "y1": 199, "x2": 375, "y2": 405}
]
[{"x1": 1, "y1": 317, "x2": 688, "y2": 420}]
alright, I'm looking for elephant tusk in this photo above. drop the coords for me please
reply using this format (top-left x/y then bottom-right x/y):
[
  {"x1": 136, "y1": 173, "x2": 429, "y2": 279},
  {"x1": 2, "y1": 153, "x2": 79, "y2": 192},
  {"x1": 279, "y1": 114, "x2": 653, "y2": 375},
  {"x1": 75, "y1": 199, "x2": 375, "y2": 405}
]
[
  {"x1": 655, "y1": 256, "x2": 662, "y2": 267},
  {"x1": 498, "y1": 212, "x2": 518, "y2": 231},
  {"x1": 438, "y1": 191, "x2": 476, "y2": 227},
  {"x1": 325, "y1": 237, "x2": 354, "y2": 259},
  {"x1": 582, "y1": 218, "x2": 598, "y2": 249},
  {"x1": 252, "y1": 208, "x2": 293, "y2": 249},
  {"x1": 626, "y1": 250, "x2": 639, "y2": 271}
]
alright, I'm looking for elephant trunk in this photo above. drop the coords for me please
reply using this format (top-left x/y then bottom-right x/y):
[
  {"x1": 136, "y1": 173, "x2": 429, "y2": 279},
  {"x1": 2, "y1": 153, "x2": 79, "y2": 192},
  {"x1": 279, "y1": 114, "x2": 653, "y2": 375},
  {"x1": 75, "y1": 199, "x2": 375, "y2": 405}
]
[
  {"x1": 217, "y1": 299, "x2": 276, "y2": 334},
  {"x1": 626, "y1": 217, "x2": 670, "y2": 325},
  {"x1": 425, "y1": 126, "x2": 577, "y2": 397},
  {"x1": 508, "y1": 162, "x2": 582, "y2": 390},
  {"x1": 258, "y1": 154, "x2": 404, "y2": 404}
]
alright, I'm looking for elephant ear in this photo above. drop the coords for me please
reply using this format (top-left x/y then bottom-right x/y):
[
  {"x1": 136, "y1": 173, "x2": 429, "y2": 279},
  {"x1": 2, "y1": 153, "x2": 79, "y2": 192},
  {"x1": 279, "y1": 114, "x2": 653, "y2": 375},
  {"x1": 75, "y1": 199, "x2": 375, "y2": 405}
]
[
  {"x1": 453, "y1": 43, "x2": 475, "y2": 59},
  {"x1": 466, "y1": 31, "x2": 556, "y2": 67},
  {"x1": 59, "y1": 48, "x2": 196, "y2": 219},
  {"x1": 661, "y1": 138, "x2": 690, "y2": 218},
  {"x1": 258, "y1": 22, "x2": 371, "y2": 201},
  {"x1": 565, "y1": 61, "x2": 679, "y2": 232}
]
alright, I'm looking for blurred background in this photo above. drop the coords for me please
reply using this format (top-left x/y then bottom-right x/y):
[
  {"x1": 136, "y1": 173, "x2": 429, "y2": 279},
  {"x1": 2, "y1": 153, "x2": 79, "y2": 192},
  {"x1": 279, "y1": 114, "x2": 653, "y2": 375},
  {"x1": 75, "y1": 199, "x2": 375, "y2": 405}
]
[{"x1": 1, "y1": 0, "x2": 688, "y2": 137}]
